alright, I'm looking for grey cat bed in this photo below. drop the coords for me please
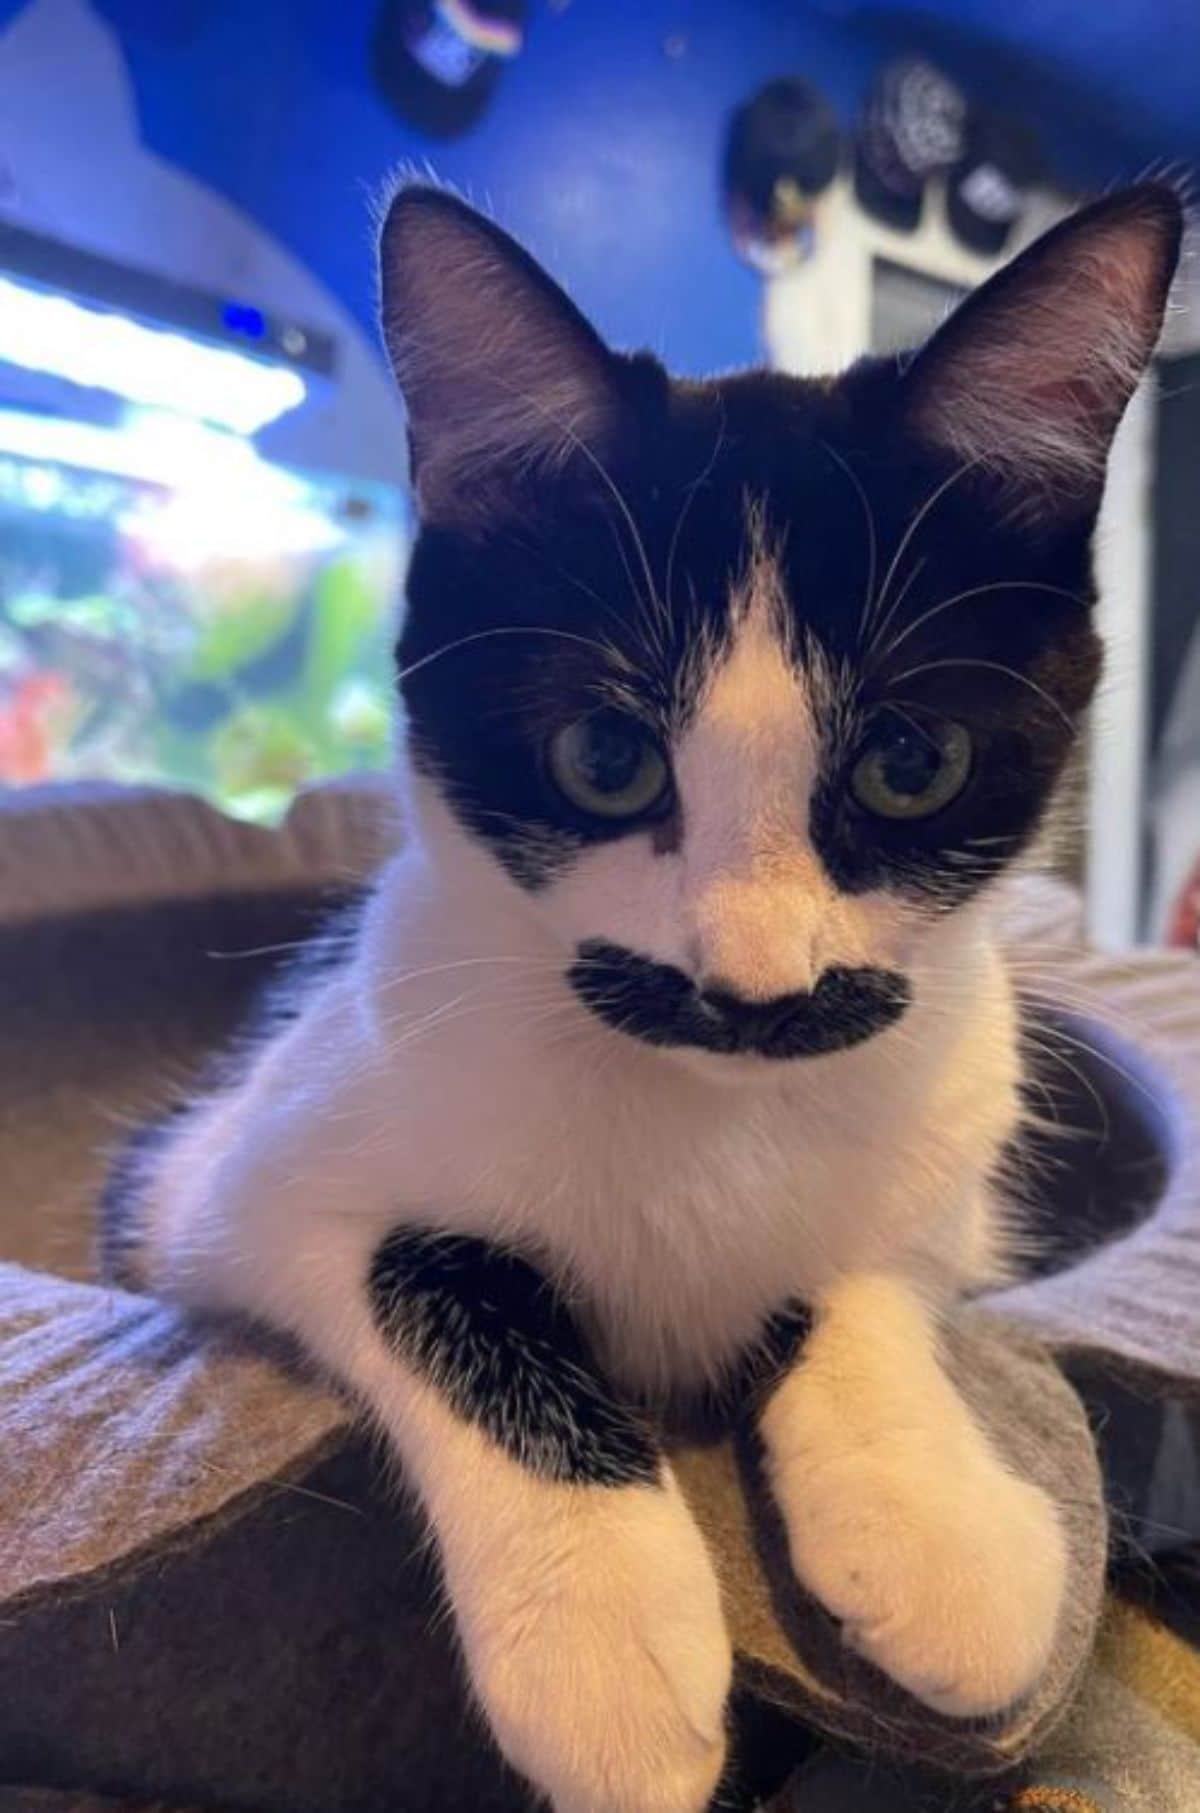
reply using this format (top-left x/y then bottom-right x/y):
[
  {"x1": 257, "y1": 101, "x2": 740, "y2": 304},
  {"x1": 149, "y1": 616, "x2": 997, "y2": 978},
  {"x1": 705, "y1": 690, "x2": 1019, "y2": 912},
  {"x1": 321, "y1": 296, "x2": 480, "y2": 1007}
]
[{"x1": 1, "y1": 782, "x2": 1198, "y2": 1812}]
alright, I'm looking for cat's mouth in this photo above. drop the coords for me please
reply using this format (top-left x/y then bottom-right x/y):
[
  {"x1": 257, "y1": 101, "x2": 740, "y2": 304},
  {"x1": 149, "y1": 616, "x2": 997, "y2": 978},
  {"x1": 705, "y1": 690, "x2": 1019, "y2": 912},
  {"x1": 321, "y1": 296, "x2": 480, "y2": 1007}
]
[{"x1": 567, "y1": 941, "x2": 911, "y2": 1061}]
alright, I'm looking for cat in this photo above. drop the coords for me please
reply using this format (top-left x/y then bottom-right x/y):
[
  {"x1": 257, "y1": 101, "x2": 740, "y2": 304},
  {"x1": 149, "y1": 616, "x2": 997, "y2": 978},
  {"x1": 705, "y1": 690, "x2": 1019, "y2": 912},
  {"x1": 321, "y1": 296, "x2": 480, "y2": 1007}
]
[{"x1": 116, "y1": 180, "x2": 1181, "y2": 1813}]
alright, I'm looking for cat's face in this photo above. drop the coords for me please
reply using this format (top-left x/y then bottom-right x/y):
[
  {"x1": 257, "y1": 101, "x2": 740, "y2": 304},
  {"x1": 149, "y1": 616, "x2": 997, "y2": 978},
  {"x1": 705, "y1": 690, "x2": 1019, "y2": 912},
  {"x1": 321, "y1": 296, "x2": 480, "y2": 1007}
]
[{"x1": 383, "y1": 184, "x2": 1179, "y2": 1070}]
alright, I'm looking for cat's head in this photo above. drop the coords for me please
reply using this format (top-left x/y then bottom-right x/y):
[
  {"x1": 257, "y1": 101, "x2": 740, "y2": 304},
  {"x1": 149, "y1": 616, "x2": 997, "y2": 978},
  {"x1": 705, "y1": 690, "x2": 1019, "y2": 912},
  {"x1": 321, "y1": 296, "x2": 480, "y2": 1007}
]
[{"x1": 380, "y1": 182, "x2": 1180, "y2": 1070}]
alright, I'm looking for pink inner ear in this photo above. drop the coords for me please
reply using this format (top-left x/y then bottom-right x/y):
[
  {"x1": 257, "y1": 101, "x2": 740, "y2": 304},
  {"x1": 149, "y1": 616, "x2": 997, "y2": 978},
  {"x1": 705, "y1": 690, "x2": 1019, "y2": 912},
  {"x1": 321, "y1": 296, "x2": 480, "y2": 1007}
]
[
  {"x1": 915, "y1": 214, "x2": 1171, "y2": 494},
  {"x1": 380, "y1": 199, "x2": 617, "y2": 520}
]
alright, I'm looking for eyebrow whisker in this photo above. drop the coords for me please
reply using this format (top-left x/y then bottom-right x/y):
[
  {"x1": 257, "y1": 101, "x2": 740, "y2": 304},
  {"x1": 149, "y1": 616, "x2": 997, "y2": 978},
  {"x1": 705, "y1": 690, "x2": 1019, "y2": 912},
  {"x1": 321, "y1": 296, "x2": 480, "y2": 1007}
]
[
  {"x1": 872, "y1": 578, "x2": 1087, "y2": 669},
  {"x1": 865, "y1": 458, "x2": 979, "y2": 645},
  {"x1": 888, "y1": 657, "x2": 1076, "y2": 731}
]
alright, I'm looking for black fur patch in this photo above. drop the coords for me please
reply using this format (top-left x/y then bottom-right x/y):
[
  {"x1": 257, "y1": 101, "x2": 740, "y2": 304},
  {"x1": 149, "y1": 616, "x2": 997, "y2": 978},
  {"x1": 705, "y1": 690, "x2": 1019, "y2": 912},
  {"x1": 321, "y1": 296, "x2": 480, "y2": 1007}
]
[
  {"x1": 670, "y1": 1302, "x2": 814, "y2": 1445},
  {"x1": 568, "y1": 940, "x2": 910, "y2": 1057},
  {"x1": 98, "y1": 1107, "x2": 187, "y2": 1291},
  {"x1": 392, "y1": 191, "x2": 1182, "y2": 909},
  {"x1": 368, "y1": 1227, "x2": 661, "y2": 1486},
  {"x1": 730, "y1": 1303, "x2": 814, "y2": 1403},
  {"x1": 398, "y1": 358, "x2": 1102, "y2": 905}
]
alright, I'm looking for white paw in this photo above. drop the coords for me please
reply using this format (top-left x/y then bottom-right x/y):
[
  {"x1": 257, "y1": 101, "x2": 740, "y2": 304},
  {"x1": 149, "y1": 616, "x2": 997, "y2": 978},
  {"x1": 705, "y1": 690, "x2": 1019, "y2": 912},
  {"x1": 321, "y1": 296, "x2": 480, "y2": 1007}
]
[
  {"x1": 771, "y1": 1430, "x2": 1066, "y2": 1717},
  {"x1": 462, "y1": 1480, "x2": 731, "y2": 1813}
]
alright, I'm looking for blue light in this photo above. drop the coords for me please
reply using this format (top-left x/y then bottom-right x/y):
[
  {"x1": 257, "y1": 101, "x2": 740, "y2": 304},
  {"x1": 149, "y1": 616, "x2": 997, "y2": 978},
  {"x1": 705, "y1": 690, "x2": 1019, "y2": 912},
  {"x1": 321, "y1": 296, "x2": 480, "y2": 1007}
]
[
  {"x1": 222, "y1": 302, "x2": 267, "y2": 340},
  {"x1": 0, "y1": 278, "x2": 305, "y2": 432}
]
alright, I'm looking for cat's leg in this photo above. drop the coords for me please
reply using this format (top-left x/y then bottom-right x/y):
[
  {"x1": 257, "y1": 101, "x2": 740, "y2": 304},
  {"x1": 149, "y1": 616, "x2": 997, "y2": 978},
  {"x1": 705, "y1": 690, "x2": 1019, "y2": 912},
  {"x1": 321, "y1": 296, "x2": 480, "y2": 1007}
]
[
  {"x1": 760, "y1": 1273, "x2": 1066, "y2": 1717},
  {"x1": 361, "y1": 1254, "x2": 732, "y2": 1813},
  {"x1": 138, "y1": 1125, "x2": 731, "y2": 1813}
]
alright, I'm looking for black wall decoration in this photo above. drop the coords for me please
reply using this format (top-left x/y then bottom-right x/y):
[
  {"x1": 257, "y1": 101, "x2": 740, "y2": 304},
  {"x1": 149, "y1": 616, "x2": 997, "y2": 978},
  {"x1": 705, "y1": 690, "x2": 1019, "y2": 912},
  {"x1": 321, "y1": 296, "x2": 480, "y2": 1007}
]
[
  {"x1": 722, "y1": 78, "x2": 842, "y2": 270},
  {"x1": 947, "y1": 106, "x2": 1043, "y2": 256},
  {"x1": 854, "y1": 58, "x2": 967, "y2": 232},
  {"x1": 723, "y1": 58, "x2": 1041, "y2": 262},
  {"x1": 371, "y1": 0, "x2": 527, "y2": 139}
]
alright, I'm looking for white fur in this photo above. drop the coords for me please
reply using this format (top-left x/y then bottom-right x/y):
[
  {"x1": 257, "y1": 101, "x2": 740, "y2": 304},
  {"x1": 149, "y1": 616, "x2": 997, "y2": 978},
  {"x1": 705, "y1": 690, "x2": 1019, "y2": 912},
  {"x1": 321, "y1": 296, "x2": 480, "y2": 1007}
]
[
  {"x1": 136, "y1": 576, "x2": 1064, "y2": 1807},
  {"x1": 762, "y1": 1274, "x2": 1067, "y2": 1715}
]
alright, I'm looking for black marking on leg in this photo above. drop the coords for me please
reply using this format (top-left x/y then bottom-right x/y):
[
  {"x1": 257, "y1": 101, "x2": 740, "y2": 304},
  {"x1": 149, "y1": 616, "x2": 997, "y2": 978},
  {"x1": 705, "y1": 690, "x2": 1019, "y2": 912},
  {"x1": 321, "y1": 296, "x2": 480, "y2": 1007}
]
[
  {"x1": 98, "y1": 1105, "x2": 186, "y2": 1291},
  {"x1": 368, "y1": 1227, "x2": 661, "y2": 1486}
]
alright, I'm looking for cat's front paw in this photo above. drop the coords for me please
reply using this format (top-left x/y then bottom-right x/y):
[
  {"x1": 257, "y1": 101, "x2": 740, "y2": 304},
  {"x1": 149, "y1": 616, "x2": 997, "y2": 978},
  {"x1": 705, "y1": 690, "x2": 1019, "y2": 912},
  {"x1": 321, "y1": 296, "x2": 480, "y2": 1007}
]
[
  {"x1": 769, "y1": 1428, "x2": 1066, "y2": 1717},
  {"x1": 463, "y1": 1479, "x2": 731, "y2": 1813}
]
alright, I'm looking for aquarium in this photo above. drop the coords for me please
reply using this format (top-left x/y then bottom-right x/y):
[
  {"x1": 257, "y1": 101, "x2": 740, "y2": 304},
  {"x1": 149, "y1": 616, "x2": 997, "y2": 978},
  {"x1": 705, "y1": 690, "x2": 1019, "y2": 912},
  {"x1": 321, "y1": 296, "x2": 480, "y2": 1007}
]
[{"x1": 0, "y1": 407, "x2": 406, "y2": 822}]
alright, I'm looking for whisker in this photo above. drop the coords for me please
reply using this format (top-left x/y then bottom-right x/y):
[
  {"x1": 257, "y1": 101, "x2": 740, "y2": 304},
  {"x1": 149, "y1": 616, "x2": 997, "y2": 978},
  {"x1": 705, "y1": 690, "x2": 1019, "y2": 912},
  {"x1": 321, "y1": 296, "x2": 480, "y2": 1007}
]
[
  {"x1": 506, "y1": 532, "x2": 617, "y2": 621},
  {"x1": 867, "y1": 552, "x2": 927, "y2": 658},
  {"x1": 873, "y1": 578, "x2": 1086, "y2": 668},
  {"x1": 469, "y1": 359, "x2": 676, "y2": 657},
  {"x1": 374, "y1": 953, "x2": 566, "y2": 998},
  {"x1": 666, "y1": 402, "x2": 727, "y2": 618},
  {"x1": 529, "y1": 397, "x2": 670, "y2": 657},
  {"x1": 396, "y1": 624, "x2": 631, "y2": 689},
  {"x1": 419, "y1": 351, "x2": 672, "y2": 664},
  {"x1": 818, "y1": 439, "x2": 878, "y2": 643},
  {"x1": 888, "y1": 658, "x2": 1076, "y2": 731},
  {"x1": 866, "y1": 458, "x2": 978, "y2": 637}
]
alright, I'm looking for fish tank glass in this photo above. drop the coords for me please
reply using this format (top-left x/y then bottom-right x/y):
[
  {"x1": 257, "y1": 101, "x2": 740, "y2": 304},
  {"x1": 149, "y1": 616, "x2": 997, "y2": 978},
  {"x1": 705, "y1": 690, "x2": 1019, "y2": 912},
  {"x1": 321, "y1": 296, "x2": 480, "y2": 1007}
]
[{"x1": 0, "y1": 408, "x2": 406, "y2": 822}]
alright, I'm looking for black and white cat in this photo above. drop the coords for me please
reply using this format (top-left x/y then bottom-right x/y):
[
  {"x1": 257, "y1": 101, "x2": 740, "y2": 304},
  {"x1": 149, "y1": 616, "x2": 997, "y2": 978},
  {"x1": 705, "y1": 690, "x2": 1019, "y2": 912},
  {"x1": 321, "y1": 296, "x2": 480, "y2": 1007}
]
[{"x1": 125, "y1": 182, "x2": 1180, "y2": 1813}]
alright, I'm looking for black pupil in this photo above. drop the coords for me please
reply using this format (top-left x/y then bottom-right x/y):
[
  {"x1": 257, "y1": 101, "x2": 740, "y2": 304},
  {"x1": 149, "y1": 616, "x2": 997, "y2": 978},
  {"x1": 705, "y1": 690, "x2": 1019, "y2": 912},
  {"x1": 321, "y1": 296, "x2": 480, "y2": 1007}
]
[
  {"x1": 581, "y1": 717, "x2": 646, "y2": 795},
  {"x1": 880, "y1": 723, "x2": 941, "y2": 798}
]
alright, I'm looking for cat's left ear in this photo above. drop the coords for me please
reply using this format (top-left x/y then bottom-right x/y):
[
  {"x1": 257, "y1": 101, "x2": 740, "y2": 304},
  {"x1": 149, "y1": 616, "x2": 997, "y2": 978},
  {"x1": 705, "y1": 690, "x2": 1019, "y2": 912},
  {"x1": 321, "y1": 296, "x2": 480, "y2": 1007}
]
[
  {"x1": 379, "y1": 183, "x2": 625, "y2": 525},
  {"x1": 904, "y1": 182, "x2": 1183, "y2": 517}
]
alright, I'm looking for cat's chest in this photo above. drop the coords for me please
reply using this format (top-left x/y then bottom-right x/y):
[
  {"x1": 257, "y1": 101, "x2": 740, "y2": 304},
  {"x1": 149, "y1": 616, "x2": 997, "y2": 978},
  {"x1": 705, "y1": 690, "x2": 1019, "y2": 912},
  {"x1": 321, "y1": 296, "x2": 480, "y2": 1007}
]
[
  {"x1": 377, "y1": 1003, "x2": 956, "y2": 1390},
  {"x1": 485, "y1": 1078, "x2": 895, "y2": 1389}
]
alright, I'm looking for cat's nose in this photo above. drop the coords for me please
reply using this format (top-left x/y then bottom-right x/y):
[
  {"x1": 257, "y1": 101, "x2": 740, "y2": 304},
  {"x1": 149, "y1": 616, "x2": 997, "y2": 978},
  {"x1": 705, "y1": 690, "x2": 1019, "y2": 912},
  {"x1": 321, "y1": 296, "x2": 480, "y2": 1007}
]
[{"x1": 689, "y1": 876, "x2": 823, "y2": 1000}]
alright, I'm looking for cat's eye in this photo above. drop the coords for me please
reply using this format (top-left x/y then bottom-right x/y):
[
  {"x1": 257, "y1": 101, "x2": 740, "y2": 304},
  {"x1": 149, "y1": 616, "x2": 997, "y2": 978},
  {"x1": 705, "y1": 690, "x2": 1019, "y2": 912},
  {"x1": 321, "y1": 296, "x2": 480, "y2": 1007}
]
[
  {"x1": 547, "y1": 711, "x2": 672, "y2": 820},
  {"x1": 850, "y1": 712, "x2": 972, "y2": 821}
]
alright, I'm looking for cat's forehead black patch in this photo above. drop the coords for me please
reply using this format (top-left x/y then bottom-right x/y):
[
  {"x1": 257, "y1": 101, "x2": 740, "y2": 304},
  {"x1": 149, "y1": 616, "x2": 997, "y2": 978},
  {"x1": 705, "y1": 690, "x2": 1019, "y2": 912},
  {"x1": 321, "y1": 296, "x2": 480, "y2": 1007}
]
[
  {"x1": 383, "y1": 183, "x2": 1182, "y2": 899},
  {"x1": 398, "y1": 353, "x2": 1099, "y2": 898}
]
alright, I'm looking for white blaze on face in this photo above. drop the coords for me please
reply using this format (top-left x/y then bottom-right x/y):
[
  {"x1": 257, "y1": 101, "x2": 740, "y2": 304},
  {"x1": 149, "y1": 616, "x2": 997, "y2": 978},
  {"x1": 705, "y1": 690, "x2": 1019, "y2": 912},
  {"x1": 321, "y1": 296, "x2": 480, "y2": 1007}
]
[
  {"x1": 675, "y1": 568, "x2": 829, "y2": 999},
  {"x1": 540, "y1": 529, "x2": 918, "y2": 993}
]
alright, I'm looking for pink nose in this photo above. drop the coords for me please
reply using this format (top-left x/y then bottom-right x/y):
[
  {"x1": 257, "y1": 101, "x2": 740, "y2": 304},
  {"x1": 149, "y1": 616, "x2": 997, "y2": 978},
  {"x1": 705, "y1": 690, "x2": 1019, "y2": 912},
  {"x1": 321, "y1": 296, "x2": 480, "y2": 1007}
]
[{"x1": 690, "y1": 882, "x2": 820, "y2": 1001}]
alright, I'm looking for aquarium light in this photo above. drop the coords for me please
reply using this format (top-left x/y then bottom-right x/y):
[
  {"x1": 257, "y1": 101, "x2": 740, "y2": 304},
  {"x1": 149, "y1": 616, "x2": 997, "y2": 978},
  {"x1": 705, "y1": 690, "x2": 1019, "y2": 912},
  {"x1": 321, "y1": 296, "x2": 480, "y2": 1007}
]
[
  {"x1": 0, "y1": 407, "x2": 347, "y2": 563},
  {"x1": 0, "y1": 407, "x2": 211, "y2": 486},
  {"x1": 0, "y1": 274, "x2": 307, "y2": 433}
]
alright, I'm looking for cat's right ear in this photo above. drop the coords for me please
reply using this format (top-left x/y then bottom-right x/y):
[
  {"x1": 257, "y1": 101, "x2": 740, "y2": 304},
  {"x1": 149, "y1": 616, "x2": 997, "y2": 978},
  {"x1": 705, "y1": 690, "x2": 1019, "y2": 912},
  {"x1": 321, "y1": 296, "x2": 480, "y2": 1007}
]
[
  {"x1": 902, "y1": 182, "x2": 1183, "y2": 521},
  {"x1": 379, "y1": 184, "x2": 624, "y2": 526}
]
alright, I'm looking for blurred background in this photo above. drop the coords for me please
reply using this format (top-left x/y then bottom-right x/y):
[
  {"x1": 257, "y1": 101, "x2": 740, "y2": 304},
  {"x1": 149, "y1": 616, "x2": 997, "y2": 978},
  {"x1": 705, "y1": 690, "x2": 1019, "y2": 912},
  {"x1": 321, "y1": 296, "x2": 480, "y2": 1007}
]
[{"x1": 0, "y1": 0, "x2": 1196, "y2": 949}]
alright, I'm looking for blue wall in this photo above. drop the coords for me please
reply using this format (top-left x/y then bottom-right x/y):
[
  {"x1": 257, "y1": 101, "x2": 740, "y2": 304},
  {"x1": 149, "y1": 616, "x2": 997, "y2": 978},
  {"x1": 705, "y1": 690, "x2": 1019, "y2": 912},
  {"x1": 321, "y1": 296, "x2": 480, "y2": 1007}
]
[
  {"x1": 3, "y1": 0, "x2": 1194, "y2": 376},
  {"x1": 88, "y1": 0, "x2": 878, "y2": 375}
]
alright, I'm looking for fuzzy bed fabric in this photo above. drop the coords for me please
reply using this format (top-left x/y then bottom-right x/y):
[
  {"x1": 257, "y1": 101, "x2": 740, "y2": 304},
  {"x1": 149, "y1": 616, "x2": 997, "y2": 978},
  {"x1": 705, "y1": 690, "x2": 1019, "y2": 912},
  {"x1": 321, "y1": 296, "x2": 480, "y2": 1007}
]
[
  {"x1": 778, "y1": 1603, "x2": 1200, "y2": 1811},
  {"x1": 1, "y1": 782, "x2": 1199, "y2": 1811}
]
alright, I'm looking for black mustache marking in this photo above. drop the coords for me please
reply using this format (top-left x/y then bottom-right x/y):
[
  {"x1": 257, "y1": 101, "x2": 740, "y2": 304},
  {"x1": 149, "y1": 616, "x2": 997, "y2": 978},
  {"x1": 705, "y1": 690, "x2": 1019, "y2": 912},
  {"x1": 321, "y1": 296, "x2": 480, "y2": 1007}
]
[{"x1": 568, "y1": 940, "x2": 911, "y2": 1059}]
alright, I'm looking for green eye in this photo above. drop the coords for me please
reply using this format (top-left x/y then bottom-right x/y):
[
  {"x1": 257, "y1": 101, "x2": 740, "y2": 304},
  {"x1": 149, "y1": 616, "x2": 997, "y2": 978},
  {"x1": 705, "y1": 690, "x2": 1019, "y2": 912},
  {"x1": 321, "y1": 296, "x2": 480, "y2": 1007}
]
[
  {"x1": 850, "y1": 712, "x2": 972, "y2": 821},
  {"x1": 547, "y1": 711, "x2": 672, "y2": 820}
]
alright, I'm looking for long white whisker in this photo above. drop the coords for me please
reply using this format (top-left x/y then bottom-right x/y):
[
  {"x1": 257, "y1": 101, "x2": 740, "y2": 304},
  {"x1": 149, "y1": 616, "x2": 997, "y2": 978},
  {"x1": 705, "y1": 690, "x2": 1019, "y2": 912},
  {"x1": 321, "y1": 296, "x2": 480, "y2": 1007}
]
[
  {"x1": 888, "y1": 658, "x2": 1076, "y2": 730},
  {"x1": 395, "y1": 624, "x2": 631, "y2": 689},
  {"x1": 867, "y1": 459, "x2": 977, "y2": 638},
  {"x1": 874, "y1": 579, "x2": 1086, "y2": 668},
  {"x1": 476, "y1": 361, "x2": 673, "y2": 655},
  {"x1": 867, "y1": 553, "x2": 927, "y2": 659},
  {"x1": 666, "y1": 403, "x2": 727, "y2": 619},
  {"x1": 819, "y1": 440, "x2": 878, "y2": 642},
  {"x1": 374, "y1": 953, "x2": 567, "y2": 998}
]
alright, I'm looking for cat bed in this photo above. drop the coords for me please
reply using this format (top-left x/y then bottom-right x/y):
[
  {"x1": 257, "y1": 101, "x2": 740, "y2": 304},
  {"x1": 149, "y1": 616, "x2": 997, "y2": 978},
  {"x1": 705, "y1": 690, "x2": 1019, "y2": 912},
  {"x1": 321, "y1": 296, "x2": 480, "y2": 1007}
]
[{"x1": 1, "y1": 781, "x2": 1199, "y2": 1812}]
